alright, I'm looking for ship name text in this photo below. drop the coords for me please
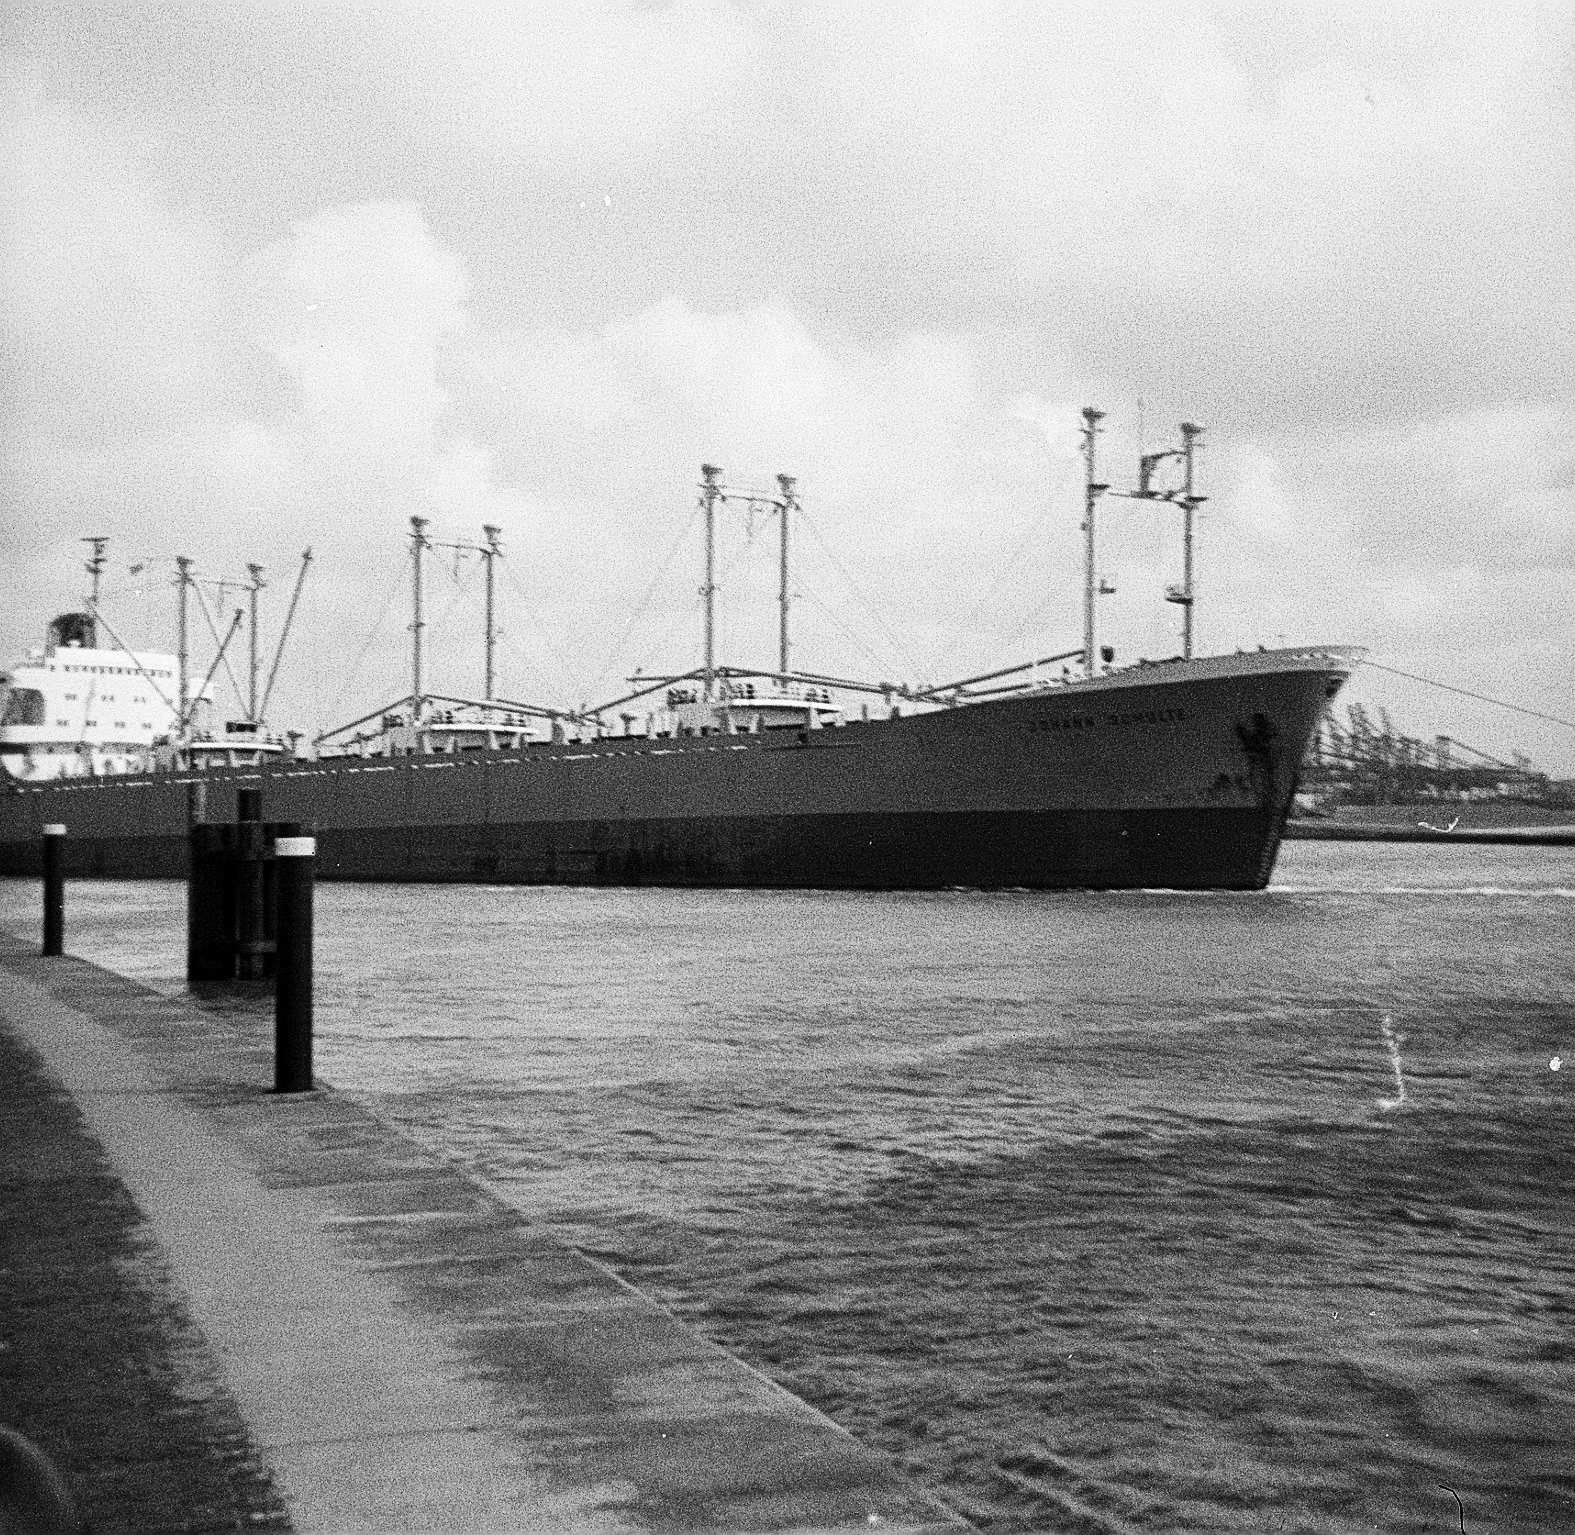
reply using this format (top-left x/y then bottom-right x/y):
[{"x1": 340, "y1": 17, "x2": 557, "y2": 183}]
[{"x1": 1028, "y1": 706, "x2": 1189, "y2": 734}]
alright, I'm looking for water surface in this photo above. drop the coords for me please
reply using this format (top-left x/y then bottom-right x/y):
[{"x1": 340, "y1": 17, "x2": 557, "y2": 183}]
[{"x1": 5, "y1": 842, "x2": 1571, "y2": 1531}]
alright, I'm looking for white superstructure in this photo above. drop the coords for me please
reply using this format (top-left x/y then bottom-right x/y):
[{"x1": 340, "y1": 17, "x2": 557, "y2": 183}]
[
  {"x1": 0, "y1": 612, "x2": 286, "y2": 781},
  {"x1": 0, "y1": 614, "x2": 182, "y2": 780}
]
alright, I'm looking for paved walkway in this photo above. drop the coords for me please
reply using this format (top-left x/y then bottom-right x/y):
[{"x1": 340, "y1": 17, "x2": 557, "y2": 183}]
[
  {"x1": 0, "y1": 1011, "x2": 288, "y2": 1533},
  {"x1": 0, "y1": 931, "x2": 966, "y2": 1533}
]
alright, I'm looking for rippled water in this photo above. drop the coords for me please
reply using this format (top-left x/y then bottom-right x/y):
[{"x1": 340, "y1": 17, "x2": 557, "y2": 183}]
[{"x1": 5, "y1": 842, "x2": 1572, "y2": 1532}]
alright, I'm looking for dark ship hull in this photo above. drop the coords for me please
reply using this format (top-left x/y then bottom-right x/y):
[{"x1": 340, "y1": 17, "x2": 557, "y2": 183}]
[{"x1": 0, "y1": 648, "x2": 1358, "y2": 891}]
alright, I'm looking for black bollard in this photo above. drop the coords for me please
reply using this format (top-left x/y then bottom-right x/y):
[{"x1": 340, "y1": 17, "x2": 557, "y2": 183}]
[
  {"x1": 236, "y1": 790, "x2": 267, "y2": 981},
  {"x1": 274, "y1": 835, "x2": 315, "y2": 1093},
  {"x1": 187, "y1": 824, "x2": 236, "y2": 984},
  {"x1": 41, "y1": 824, "x2": 65, "y2": 957}
]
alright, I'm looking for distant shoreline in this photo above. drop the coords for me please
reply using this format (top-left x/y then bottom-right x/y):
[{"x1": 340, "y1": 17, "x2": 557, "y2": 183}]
[{"x1": 1285, "y1": 819, "x2": 1575, "y2": 846}]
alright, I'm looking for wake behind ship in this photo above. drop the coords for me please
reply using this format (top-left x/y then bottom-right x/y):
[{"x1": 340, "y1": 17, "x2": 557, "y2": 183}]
[{"x1": 0, "y1": 414, "x2": 1363, "y2": 890}]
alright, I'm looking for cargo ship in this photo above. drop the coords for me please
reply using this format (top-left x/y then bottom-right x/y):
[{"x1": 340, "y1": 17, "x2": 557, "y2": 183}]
[{"x1": 0, "y1": 414, "x2": 1363, "y2": 889}]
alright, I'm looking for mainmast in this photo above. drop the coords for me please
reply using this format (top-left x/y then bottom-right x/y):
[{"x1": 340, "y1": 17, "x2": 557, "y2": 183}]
[
  {"x1": 409, "y1": 516, "x2": 429, "y2": 720},
  {"x1": 776, "y1": 474, "x2": 795, "y2": 678},
  {"x1": 1080, "y1": 407, "x2": 1107, "y2": 679},
  {"x1": 482, "y1": 524, "x2": 502, "y2": 701},
  {"x1": 700, "y1": 465, "x2": 723, "y2": 699}
]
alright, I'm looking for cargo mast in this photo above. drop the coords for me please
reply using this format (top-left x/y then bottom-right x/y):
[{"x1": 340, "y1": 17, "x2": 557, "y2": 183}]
[
  {"x1": 410, "y1": 516, "x2": 429, "y2": 721},
  {"x1": 776, "y1": 473, "x2": 795, "y2": 678},
  {"x1": 82, "y1": 537, "x2": 108, "y2": 645},
  {"x1": 1179, "y1": 422, "x2": 1201, "y2": 658},
  {"x1": 259, "y1": 549, "x2": 312, "y2": 725},
  {"x1": 411, "y1": 516, "x2": 509, "y2": 721},
  {"x1": 482, "y1": 524, "x2": 502, "y2": 700},
  {"x1": 1136, "y1": 420, "x2": 1206, "y2": 659},
  {"x1": 319, "y1": 520, "x2": 554, "y2": 758},
  {"x1": 1081, "y1": 407, "x2": 1108, "y2": 679},
  {"x1": 247, "y1": 562, "x2": 265, "y2": 721},
  {"x1": 175, "y1": 556, "x2": 192, "y2": 728},
  {"x1": 700, "y1": 465, "x2": 723, "y2": 699}
]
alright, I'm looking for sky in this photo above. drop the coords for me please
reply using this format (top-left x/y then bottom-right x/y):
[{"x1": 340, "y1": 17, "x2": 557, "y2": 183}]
[{"x1": 3, "y1": 1, "x2": 1572, "y2": 772}]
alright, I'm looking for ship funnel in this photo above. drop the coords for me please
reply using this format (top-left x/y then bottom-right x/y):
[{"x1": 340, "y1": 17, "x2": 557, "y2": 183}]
[{"x1": 48, "y1": 612, "x2": 97, "y2": 651}]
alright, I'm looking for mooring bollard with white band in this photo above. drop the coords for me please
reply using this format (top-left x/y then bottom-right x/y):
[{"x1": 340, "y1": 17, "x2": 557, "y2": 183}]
[
  {"x1": 41, "y1": 825, "x2": 66, "y2": 957},
  {"x1": 273, "y1": 835, "x2": 316, "y2": 1093}
]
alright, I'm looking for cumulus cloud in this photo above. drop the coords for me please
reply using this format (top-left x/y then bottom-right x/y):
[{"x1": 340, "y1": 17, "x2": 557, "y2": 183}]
[
  {"x1": 244, "y1": 203, "x2": 469, "y2": 499},
  {"x1": 2, "y1": 4, "x2": 1572, "y2": 769},
  {"x1": 0, "y1": 60, "x2": 302, "y2": 638}
]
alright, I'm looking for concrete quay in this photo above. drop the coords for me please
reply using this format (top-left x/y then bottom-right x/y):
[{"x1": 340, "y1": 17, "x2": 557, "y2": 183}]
[{"x1": 0, "y1": 931, "x2": 967, "y2": 1534}]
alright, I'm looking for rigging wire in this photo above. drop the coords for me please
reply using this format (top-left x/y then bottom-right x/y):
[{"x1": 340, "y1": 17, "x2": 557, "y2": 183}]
[
  {"x1": 949, "y1": 450, "x2": 1083, "y2": 654},
  {"x1": 621, "y1": 584, "x2": 714, "y2": 691},
  {"x1": 722, "y1": 504, "x2": 759, "y2": 665},
  {"x1": 439, "y1": 551, "x2": 479, "y2": 587},
  {"x1": 1364, "y1": 661, "x2": 1574, "y2": 732},
  {"x1": 511, "y1": 609, "x2": 583, "y2": 705},
  {"x1": 796, "y1": 508, "x2": 925, "y2": 680},
  {"x1": 498, "y1": 558, "x2": 590, "y2": 703},
  {"x1": 322, "y1": 557, "x2": 407, "y2": 719},
  {"x1": 797, "y1": 591, "x2": 898, "y2": 680},
  {"x1": 372, "y1": 547, "x2": 487, "y2": 700},
  {"x1": 976, "y1": 592, "x2": 1069, "y2": 676},
  {"x1": 430, "y1": 559, "x2": 478, "y2": 633},
  {"x1": 427, "y1": 575, "x2": 572, "y2": 708},
  {"x1": 709, "y1": 512, "x2": 773, "y2": 668},
  {"x1": 613, "y1": 494, "x2": 790, "y2": 692},
  {"x1": 582, "y1": 505, "x2": 702, "y2": 698},
  {"x1": 85, "y1": 557, "x2": 164, "y2": 651},
  {"x1": 491, "y1": 627, "x2": 565, "y2": 707}
]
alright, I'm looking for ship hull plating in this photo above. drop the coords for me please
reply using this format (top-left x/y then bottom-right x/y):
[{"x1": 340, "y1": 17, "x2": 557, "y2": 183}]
[
  {"x1": 0, "y1": 807, "x2": 1284, "y2": 889},
  {"x1": 0, "y1": 649, "x2": 1356, "y2": 891}
]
